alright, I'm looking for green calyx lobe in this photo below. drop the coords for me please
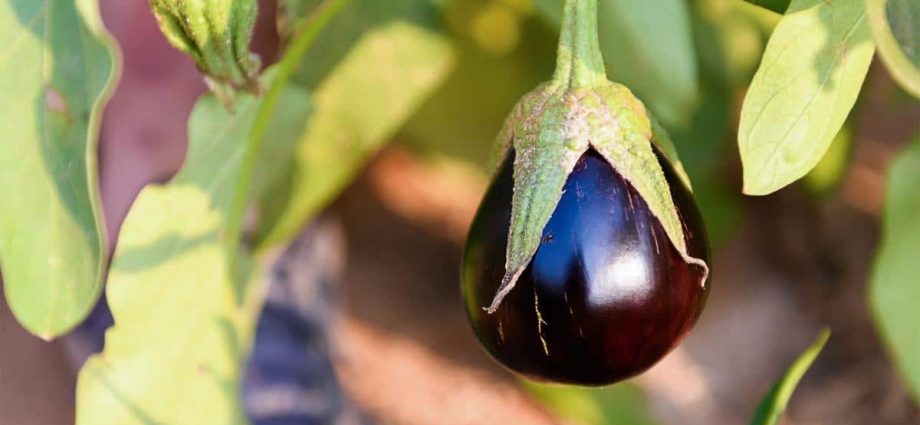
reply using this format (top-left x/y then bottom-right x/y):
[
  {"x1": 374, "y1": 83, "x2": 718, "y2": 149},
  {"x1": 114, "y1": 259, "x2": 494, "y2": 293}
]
[
  {"x1": 485, "y1": 0, "x2": 709, "y2": 313},
  {"x1": 151, "y1": 0, "x2": 261, "y2": 105}
]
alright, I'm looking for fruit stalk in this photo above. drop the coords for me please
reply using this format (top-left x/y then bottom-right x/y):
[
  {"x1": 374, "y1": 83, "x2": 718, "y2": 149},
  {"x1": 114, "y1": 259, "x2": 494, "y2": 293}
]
[{"x1": 551, "y1": 0, "x2": 606, "y2": 89}]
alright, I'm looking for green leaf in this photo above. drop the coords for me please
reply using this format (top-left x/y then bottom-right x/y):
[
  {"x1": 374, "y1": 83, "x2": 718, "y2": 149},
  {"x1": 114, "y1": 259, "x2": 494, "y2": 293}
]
[
  {"x1": 0, "y1": 0, "x2": 120, "y2": 338},
  {"x1": 870, "y1": 134, "x2": 920, "y2": 402},
  {"x1": 738, "y1": 0, "x2": 874, "y2": 196},
  {"x1": 256, "y1": 0, "x2": 454, "y2": 249},
  {"x1": 523, "y1": 381, "x2": 659, "y2": 425},
  {"x1": 867, "y1": 0, "x2": 920, "y2": 99},
  {"x1": 77, "y1": 1, "x2": 442, "y2": 416},
  {"x1": 534, "y1": 0, "x2": 699, "y2": 126},
  {"x1": 75, "y1": 76, "x2": 312, "y2": 425},
  {"x1": 74, "y1": 0, "x2": 350, "y2": 417},
  {"x1": 750, "y1": 328, "x2": 830, "y2": 425}
]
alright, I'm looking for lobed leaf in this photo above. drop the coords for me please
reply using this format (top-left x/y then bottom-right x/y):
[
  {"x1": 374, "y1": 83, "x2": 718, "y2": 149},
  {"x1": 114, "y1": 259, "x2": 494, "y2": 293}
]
[
  {"x1": 0, "y1": 0, "x2": 120, "y2": 338},
  {"x1": 738, "y1": 0, "x2": 874, "y2": 196},
  {"x1": 870, "y1": 134, "x2": 920, "y2": 402}
]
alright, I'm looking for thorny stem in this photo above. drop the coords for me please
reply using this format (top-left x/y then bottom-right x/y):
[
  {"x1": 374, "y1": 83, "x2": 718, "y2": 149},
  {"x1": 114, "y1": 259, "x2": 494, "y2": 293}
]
[{"x1": 551, "y1": 0, "x2": 606, "y2": 89}]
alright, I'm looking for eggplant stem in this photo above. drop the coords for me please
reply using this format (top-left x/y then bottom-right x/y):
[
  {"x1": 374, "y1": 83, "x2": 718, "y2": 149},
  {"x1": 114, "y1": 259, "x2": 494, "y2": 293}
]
[{"x1": 551, "y1": 0, "x2": 606, "y2": 89}]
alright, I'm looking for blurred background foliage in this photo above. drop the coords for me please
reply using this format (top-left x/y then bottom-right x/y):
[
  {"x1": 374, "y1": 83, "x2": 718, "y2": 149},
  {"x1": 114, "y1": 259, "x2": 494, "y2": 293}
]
[{"x1": 2, "y1": 0, "x2": 920, "y2": 423}]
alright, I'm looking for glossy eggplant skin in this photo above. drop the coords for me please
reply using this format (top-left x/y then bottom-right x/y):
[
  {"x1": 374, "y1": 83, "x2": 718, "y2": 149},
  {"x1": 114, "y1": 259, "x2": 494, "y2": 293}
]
[{"x1": 461, "y1": 149, "x2": 710, "y2": 386}]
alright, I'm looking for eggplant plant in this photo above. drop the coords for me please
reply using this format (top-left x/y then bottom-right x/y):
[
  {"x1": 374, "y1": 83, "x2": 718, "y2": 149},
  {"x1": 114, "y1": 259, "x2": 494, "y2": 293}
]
[{"x1": 0, "y1": 0, "x2": 917, "y2": 424}]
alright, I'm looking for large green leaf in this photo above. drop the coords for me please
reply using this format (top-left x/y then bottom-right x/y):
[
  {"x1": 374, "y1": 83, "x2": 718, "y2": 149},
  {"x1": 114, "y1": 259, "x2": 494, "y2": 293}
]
[
  {"x1": 867, "y1": 0, "x2": 920, "y2": 99},
  {"x1": 533, "y1": 0, "x2": 699, "y2": 127},
  {"x1": 738, "y1": 0, "x2": 874, "y2": 196},
  {"x1": 0, "y1": 0, "x2": 120, "y2": 338},
  {"x1": 870, "y1": 134, "x2": 920, "y2": 402},
  {"x1": 750, "y1": 329, "x2": 830, "y2": 425},
  {"x1": 75, "y1": 78, "x2": 312, "y2": 425},
  {"x1": 523, "y1": 381, "x2": 658, "y2": 425},
  {"x1": 256, "y1": 0, "x2": 454, "y2": 249},
  {"x1": 74, "y1": 1, "x2": 351, "y2": 418}
]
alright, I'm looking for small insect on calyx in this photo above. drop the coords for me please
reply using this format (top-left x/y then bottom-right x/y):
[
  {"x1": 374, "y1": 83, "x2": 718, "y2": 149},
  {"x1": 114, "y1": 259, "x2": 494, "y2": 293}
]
[{"x1": 460, "y1": 0, "x2": 711, "y2": 386}]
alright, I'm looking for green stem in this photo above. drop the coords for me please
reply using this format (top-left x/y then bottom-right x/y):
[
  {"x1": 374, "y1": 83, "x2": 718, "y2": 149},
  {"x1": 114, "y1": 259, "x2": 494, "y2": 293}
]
[
  {"x1": 551, "y1": 0, "x2": 606, "y2": 89},
  {"x1": 228, "y1": 0, "x2": 352, "y2": 260}
]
